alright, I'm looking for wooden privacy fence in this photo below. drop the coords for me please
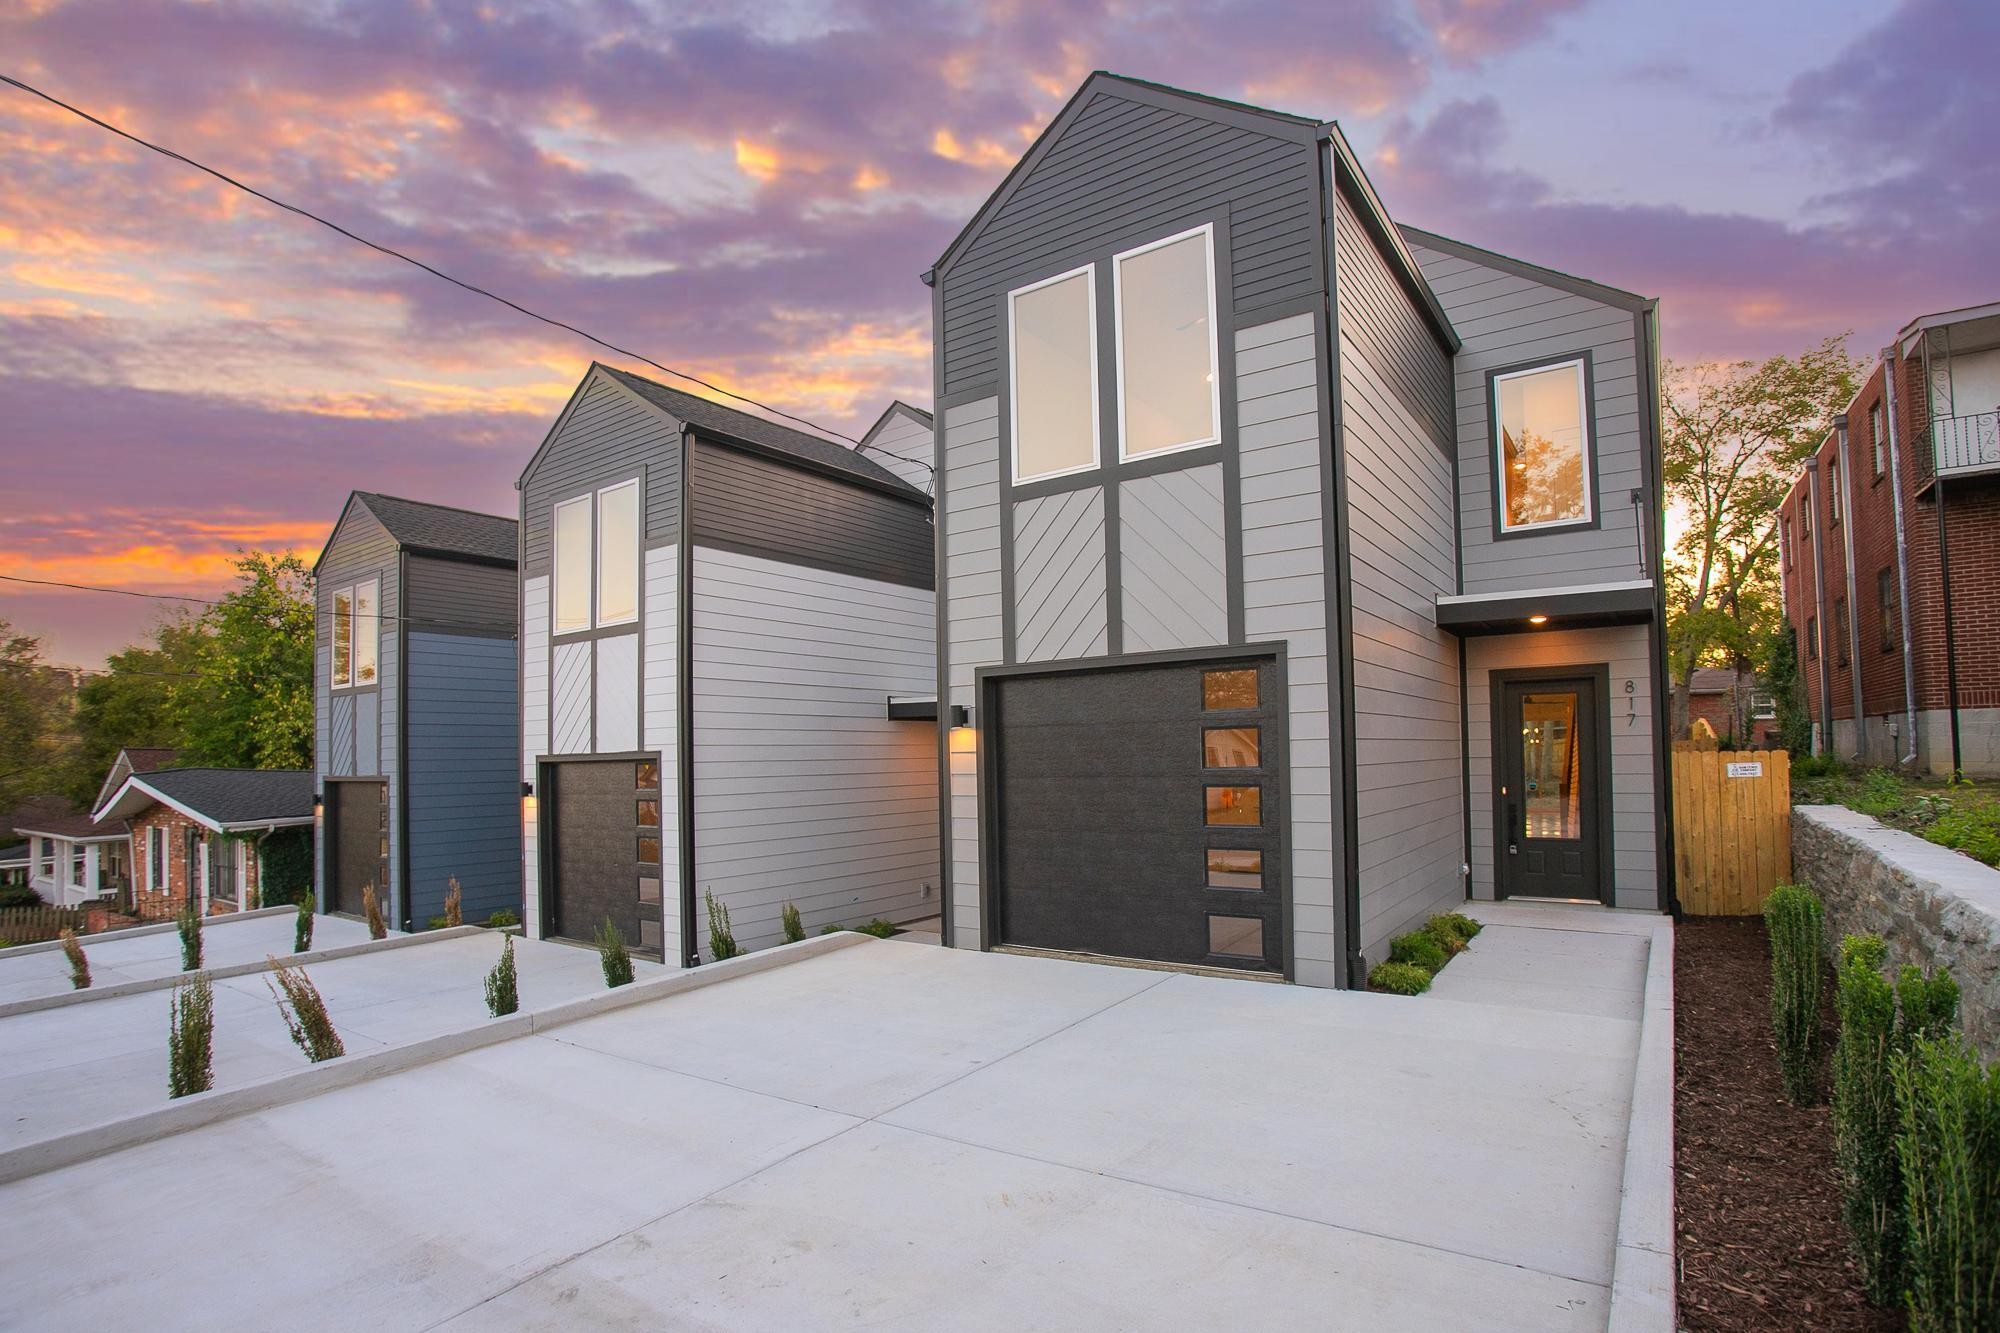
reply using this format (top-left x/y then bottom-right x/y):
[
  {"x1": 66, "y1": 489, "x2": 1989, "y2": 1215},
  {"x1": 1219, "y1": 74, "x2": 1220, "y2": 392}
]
[
  {"x1": 1672, "y1": 745, "x2": 1793, "y2": 915},
  {"x1": 0, "y1": 904, "x2": 88, "y2": 944}
]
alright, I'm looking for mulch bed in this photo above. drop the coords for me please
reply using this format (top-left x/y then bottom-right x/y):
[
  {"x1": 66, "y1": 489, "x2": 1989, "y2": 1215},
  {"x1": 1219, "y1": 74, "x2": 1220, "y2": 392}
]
[{"x1": 1675, "y1": 915, "x2": 1902, "y2": 1331}]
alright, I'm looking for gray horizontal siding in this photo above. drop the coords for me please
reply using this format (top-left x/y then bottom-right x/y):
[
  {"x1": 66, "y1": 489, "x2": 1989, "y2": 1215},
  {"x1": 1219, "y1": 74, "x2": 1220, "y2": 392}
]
[
  {"x1": 520, "y1": 575, "x2": 549, "y2": 938},
  {"x1": 403, "y1": 555, "x2": 517, "y2": 634},
  {"x1": 315, "y1": 503, "x2": 399, "y2": 917},
  {"x1": 1407, "y1": 240, "x2": 1651, "y2": 596},
  {"x1": 1333, "y1": 188, "x2": 1453, "y2": 450},
  {"x1": 521, "y1": 370, "x2": 679, "y2": 573},
  {"x1": 862, "y1": 408, "x2": 936, "y2": 496},
  {"x1": 689, "y1": 441, "x2": 934, "y2": 591},
  {"x1": 943, "y1": 398, "x2": 1002, "y2": 950},
  {"x1": 406, "y1": 631, "x2": 521, "y2": 926},
  {"x1": 940, "y1": 86, "x2": 1318, "y2": 397}
]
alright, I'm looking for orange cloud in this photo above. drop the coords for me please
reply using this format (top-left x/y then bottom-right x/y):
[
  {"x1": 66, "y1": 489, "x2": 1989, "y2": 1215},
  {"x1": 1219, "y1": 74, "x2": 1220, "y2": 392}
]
[
  {"x1": 734, "y1": 137, "x2": 781, "y2": 182},
  {"x1": 932, "y1": 128, "x2": 1014, "y2": 168}
]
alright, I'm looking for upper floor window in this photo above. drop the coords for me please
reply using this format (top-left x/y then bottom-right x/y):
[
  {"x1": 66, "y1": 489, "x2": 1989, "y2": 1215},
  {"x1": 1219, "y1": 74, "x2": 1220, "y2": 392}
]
[
  {"x1": 1870, "y1": 401, "x2": 1886, "y2": 476},
  {"x1": 554, "y1": 480, "x2": 640, "y2": 635},
  {"x1": 1493, "y1": 358, "x2": 1592, "y2": 534},
  {"x1": 329, "y1": 577, "x2": 378, "y2": 689},
  {"x1": 1800, "y1": 480, "x2": 1813, "y2": 539},
  {"x1": 1114, "y1": 225, "x2": 1219, "y2": 461},
  {"x1": 1750, "y1": 690, "x2": 1777, "y2": 721},
  {"x1": 1781, "y1": 514, "x2": 1793, "y2": 568},
  {"x1": 1826, "y1": 458, "x2": 1842, "y2": 525},
  {"x1": 1008, "y1": 265, "x2": 1099, "y2": 482}
]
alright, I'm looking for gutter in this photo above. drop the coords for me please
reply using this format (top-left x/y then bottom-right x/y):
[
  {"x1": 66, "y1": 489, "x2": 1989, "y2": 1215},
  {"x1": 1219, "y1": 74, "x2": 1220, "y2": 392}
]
[
  {"x1": 1881, "y1": 349, "x2": 1920, "y2": 766},
  {"x1": 1834, "y1": 414, "x2": 1866, "y2": 760},
  {"x1": 1806, "y1": 464, "x2": 1834, "y2": 754}
]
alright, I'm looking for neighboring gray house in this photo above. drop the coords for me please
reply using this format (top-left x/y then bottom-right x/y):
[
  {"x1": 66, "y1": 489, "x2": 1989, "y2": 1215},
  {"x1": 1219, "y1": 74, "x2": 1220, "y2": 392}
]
[
  {"x1": 857, "y1": 401, "x2": 936, "y2": 495},
  {"x1": 928, "y1": 73, "x2": 1671, "y2": 988},
  {"x1": 517, "y1": 364, "x2": 939, "y2": 967},
  {"x1": 312, "y1": 492, "x2": 521, "y2": 930}
]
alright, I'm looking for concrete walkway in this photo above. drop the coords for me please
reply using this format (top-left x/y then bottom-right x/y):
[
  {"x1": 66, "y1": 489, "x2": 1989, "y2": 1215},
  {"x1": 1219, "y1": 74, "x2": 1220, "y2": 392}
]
[
  {"x1": 0, "y1": 930, "x2": 657, "y2": 1148},
  {"x1": 0, "y1": 912, "x2": 1667, "y2": 1330},
  {"x1": 0, "y1": 911, "x2": 378, "y2": 1005}
]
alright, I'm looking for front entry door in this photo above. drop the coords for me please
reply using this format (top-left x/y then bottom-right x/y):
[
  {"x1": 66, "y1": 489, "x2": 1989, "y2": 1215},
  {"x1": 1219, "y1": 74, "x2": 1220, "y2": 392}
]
[{"x1": 1497, "y1": 676, "x2": 1603, "y2": 902}]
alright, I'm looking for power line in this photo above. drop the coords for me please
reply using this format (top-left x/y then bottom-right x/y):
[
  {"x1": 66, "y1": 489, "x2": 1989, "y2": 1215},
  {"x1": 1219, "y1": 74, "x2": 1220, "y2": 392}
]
[
  {"x1": 0, "y1": 70, "x2": 874, "y2": 450},
  {"x1": 0, "y1": 572, "x2": 517, "y2": 637},
  {"x1": 0, "y1": 573, "x2": 216, "y2": 604}
]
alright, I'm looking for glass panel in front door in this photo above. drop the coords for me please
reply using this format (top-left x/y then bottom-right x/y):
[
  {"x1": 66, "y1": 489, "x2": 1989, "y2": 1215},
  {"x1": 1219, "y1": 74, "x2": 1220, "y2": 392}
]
[{"x1": 1520, "y1": 691, "x2": 1580, "y2": 840}]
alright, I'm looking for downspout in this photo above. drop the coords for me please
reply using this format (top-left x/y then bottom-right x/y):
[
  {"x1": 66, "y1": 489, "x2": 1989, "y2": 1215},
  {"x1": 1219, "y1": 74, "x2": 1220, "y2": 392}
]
[
  {"x1": 1806, "y1": 464, "x2": 1833, "y2": 754},
  {"x1": 1938, "y1": 474, "x2": 1964, "y2": 780},
  {"x1": 1834, "y1": 414, "x2": 1865, "y2": 761},
  {"x1": 1882, "y1": 349, "x2": 1920, "y2": 766}
]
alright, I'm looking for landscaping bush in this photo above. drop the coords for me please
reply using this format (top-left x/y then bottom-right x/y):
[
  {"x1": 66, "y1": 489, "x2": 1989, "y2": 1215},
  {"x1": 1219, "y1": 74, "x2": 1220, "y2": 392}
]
[
  {"x1": 1794, "y1": 752, "x2": 1847, "y2": 779},
  {"x1": 1389, "y1": 929, "x2": 1448, "y2": 976},
  {"x1": 596, "y1": 918, "x2": 634, "y2": 988},
  {"x1": 781, "y1": 902, "x2": 805, "y2": 944},
  {"x1": 1927, "y1": 809, "x2": 2000, "y2": 869},
  {"x1": 294, "y1": 897, "x2": 313, "y2": 954},
  {"x1": 1897, "y1": 965, "x2": 1962, "y2": 1048},
  {"x1": 1895, "y1": 1034, "x2": 2000, "y2": 1329},
  {"x1": 819, "y1": 924, "x2": 842, "y2": 936},
  {"x1": 1429, "y1": 912, "x2": 1482, "y2": 943},
  {"x1": 0, "y1": 883, "x2": 41, "y2": 909},
  {"x1": 59, "y1": 928, "x2": 90, "y2": 990},
  {"x1": 858, "y1": 918, "x2": 898, "y2": 939},
  {"x1": 443, "y1": 877, "x2": 462, "y2": 928},
  {"x1": 267, "y1": 957, "x2": 344, "y2": 1062},
  {"x1": 177, "y1": 900, "x2": 203, "y2": 972},
  {"x1": 362, "y1": 883, "x2": 386, "y2": 940},
  {"x1": 167, "y1": 971, "x2": 214, "y2": 1098},
  {"x1": 1856, "y1": 769, "x2": 1909, "y2": 819},
  {"x1": 1764, "y1": 883, "x2": 1826, "y2": 1104},
  {"x1": 705, "y1": 889, "x2": 740, "y2": 961},
  {"x1": 484, "y1": 933, "x2": 518, "y2": 1017},
  {"x1": 1368, "y1": 960, "x2": 1432, "y2": 996},
  {"x1": 488, "y1": 908, "x2": 519, "y2": 928},
  {"x1": 1833, "y1": 934, "x2": 1904, "y2": 1303},
  {"x1": 256, "y1": 826, "x2": 312, "y2": 906}
]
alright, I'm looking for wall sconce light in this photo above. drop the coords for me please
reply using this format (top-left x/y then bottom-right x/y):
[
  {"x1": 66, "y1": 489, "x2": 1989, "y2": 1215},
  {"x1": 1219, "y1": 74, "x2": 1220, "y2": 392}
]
[
  {"x1": 949, "y1": 705, "x2": 971, "y2": 728},
  {"x1": 521, "y1": 781, "x2": 535, "y2": 797},
  {"x1": 1528, "y1": 615, "x2": 1549, "y2": 625},
  {"x1": 312, "y1": 791, "x2": 323, "y2": 814}
]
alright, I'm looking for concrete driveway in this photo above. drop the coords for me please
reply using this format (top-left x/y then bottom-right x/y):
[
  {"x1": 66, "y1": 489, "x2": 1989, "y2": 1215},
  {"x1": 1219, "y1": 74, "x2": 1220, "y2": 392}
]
[
  {"x1": 0, "y1": 909, "x2": 1659, "y2": 1330},
  {"x1": 0, "y1": 910, "x2": 377, "y2": 1005}
]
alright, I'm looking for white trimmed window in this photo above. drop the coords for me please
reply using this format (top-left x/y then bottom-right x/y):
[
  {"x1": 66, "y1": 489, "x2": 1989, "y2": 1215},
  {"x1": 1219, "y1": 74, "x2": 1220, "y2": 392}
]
[
  {"x1": 1114, "y1": 224, "x2": 1219, "y2": 461},
  {"x1": 329, "y1": 578, "x2": 379, "y2": 688},
  {"x1": 1008, "y1": 265, "x2": 1099, "y2": 482},
  {"x1": 553, "y1": 480, "x2": 640, "y2": 634},
  {"x1": 1494, "y1": 358, "x2": 1593, "y2": 533}
]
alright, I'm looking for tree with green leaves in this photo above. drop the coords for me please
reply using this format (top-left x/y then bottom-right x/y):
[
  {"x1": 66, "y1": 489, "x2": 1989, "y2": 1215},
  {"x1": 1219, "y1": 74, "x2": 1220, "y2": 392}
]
[
  {"x1": 171, "y1": 551, "x2": 314, "y2": 770},
  {"x1": 1663, "y1": 336, "x2": 1862, "y2": 737},
  {"x1": 71, "y1": 612, "x2": 204, "y2": 795},
  {"x1": 0, "y1": 619, "x2": 86, "y2": 814}
]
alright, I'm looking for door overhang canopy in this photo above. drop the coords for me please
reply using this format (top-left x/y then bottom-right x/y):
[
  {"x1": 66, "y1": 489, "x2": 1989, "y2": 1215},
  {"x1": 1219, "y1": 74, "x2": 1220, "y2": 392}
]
[{"x1": 1434, "y1": 579, "x2": 1655, "y2": 637}]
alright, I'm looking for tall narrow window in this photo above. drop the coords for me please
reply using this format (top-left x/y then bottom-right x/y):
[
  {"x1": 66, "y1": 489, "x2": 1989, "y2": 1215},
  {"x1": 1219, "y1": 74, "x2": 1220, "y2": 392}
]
[
  {"x1": 596, "y1": 480, "x2": 639, "y2": 626},
  {"x1": 1827, "y1": 458, "x2": 1842, "y2": 524},
  {"x1": 1879, "y1": 568, "x2": 1900, "y2": 654},
  {"x1": 1800, "y1": 483, "x2": 1813, "y2": 539},
  {"x1": 331, "y1": 586, "x2": 353, "y2": 687},
  {"x1": 1493, "y1": 358, "x2": 1592, "y2": 532},
  {"x1": 1807, "y1": 614, "x2": 1819, "y2": 660},
  {"x1": 553, "y1": 495, "x2": 592, "y2": 634},
  {"x1": 353, "y1": 578, "x2": 379, "y2": 685},
  {"x1": 1871, "y1": 402, "x2": 1887, "y2": 476},
  {"x1": 1781, "y1": 515, "x2": 1793, "y2": 568},
  {"x1": 1115, "y1": 225, "x2": 1219, "y2": 460},
  {"x1": 1834, "y1": 596, "x2": 1850, "y2": 666},
  {"x1": 1009, "y1": 266, "x2": 1099, "y2": 482}
]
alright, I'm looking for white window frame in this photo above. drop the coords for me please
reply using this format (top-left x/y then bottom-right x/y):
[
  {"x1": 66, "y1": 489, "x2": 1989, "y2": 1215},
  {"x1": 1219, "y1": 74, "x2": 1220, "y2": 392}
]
[
  {"x1": 1751, "y1": 690, "x2": 1777, "y2": 721},
  {"x1": 352, "y1": 577, "x2": 379, "y2": 687},
  {"x1": 551, "y1": 493, "x2": 594, "y2": 636},
  {"x1": 1007, "y1": 262, "x2": 1101, "y2": 485},
  {"x1": 1492, "y1": 356, "x2": 1595, "y2": 535},
  {"x1": 330, "y1": 585, "x2": 353, "y2": 689},
  {"x1": 594, "y1": 479, "x2": 640, "y2": 629},
  {"x1": 1112, "y1": 223, "x2": 1221, "y2": 463},
  {"x1": 1870, "y1": 401, "x2": 1886, "y2": 476}
]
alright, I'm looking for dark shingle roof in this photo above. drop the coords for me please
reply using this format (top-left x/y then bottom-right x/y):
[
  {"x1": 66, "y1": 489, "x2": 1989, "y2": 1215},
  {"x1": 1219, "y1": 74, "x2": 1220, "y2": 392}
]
[
  {"x1": 354, "y1": 493, "x2": 518, "y2": 566},
  {"x1": 124, "y1": 747, "x2": 178, "y2": 773},
  {"x1": 140, "y1": 769, "x2": 315, "y2": 826},
  {"x1": 1689, "y1": 668, "x2": 1762, "y2": 694},
  {"x1": 598, "y1": 366, "x2": 927, "y2": 501},
  {"x1": 14, "y1": 811, "x2": 127, "y2": 840}
]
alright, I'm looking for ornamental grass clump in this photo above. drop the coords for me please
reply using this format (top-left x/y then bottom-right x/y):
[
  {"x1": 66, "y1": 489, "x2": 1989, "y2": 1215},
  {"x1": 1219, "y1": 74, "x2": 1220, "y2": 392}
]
[
  {"x1": 1895, "y1": 1034, "x2": 2000, "y2": 1329},
  {"x1": 596, "y1": 918, "x2": 634, "y2": 988},
  {"x1": 294, "y1": 896, "x2": 314, "y2": 953},
  {"x1": 177, "y1": 899, "x2": 203, "y2": 971},
  {"x1": 484, "y1": 933, "x2": 518, "y2": 1017},
  {"x1": 59, "y1": 928, "x2": 90, "y2": 990},
  {"x1": 705, "y1": 890, "x2": 740, "y2": 961},
  {"x1": 443, "y1": 876, "x2": 463, "y2": 928},
  {"x1": 167, "y1": 972, "x2": 214, "y2": 1098},
  {"x1": 1368, "y1": 960, "x2": 1431, "y2": 995},
  {"x1": 1763, "y1": 883, "x2": 1825, "y2": 1104},
  {"x1": 267, "y1": 957, "x2": 344, "y2": 1062},
  {"x1": 1389, "y1": 929, "x2": 1448, "y2": 976},
  {"x1": 781, "y1": 901, "x2": 805, "y2": 944},
  {"x1": 362, "y1": 882, "x2": 386, "y2": 940}
]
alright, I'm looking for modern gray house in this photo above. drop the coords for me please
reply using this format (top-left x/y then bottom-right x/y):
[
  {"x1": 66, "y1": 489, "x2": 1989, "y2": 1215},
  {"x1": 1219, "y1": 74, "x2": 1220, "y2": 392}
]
[
  {"x1": 928, "y1": 73, "x2": 1672, "y2": 988},
  {"x1": 857, "y1": 401, "x2": 936, "y2": 495},
  {"x1": 313, "y1": 492, "x2": 521, "y2": 930},
  {"x1": 517, "y1": 364, "x2": 939, "y2": 967}
]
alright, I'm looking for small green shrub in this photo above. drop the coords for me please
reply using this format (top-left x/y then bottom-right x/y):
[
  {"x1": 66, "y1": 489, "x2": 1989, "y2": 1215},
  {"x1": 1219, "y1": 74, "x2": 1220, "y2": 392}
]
[
  {"x1": 705, "y1": 889, "x2": 740, "y2": 961},
  {"x1": 484, "y1": 933, "x2": 519, "y2": 1017},
  {"x1": 59, "y1": 928, "x2": 90, "y2": 990},
  {"x1": 266, "y1": 957, "x2": 344, "y2": 1062},
  {"x1": 858, "y1": 918, "x2": 898, "y2": 939},
  {"x1": 1927, "y1": 810, "x2": 2000, "y2": 868},
  {"x1": 425, "y1": 915, "x2": 449, "y2": 930},
  {"x1": 596, "y1": 918, "x2": 634, "y2": 988},
  {"x1": 1368, "y1": 960, "x2": 1432, "y2": 995},
  {"x1": 819, "y1": 924, "x2": 842, "y2": 936},
  {"x1": 1897, "y1": 965, "x2": 1961, "y2": 1047},
  {"x1": 487, "y1": 908, "x2": 519, "y2": 928},
  {"x1": 1794, "y1": 753, "x2": 1847, "y2": 779},
  {"x1": 294, "y1": 897, "x2": 314, "y2": 953},
  {"x1": 1389, "y1": 930, "x2": 1448, "y2": 976},
  {"x1": 781, "y1": 902, "x2": 805, "y2": 944},
  {"x1": 256, "y1": 826, "x2": 313, "y2": 905},
  {"x1": 362, "y1": 882, "x2": 386, "y2": 940},
  {"x1": 1856, "y1": 769, "x2": 1908, "y2": 819},
  {"x1": 1895, "y1": 1034, "x2": 2000, "y2": 1329},
  {"x1": 1833, "y1": 934, "x2": 1904, "y2": 1302},
  {"x1": 1763, "y1": 883, "x2": 1826, "y2": 1104},
  {"x1": 177, "y1": 900, "x2": 203, "y2": 972},
  {"x1": 0, "y1": 883, "x2": 42, "y2": 909},
  {"x1": 167, "y1": 971, "x2": 214, "y2": 1098},
  {"x1": 443, "y1": 876, "x2": 462, "y2": 928},
  {"x1": 1429, "y1": 912, "x2": 1482, "y2": 942}
]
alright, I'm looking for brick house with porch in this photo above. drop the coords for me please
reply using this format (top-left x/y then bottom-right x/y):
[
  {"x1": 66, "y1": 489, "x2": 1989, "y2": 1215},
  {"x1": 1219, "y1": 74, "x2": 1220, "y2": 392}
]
[
  {"x1": 1778, "y1": 299, "x2": 2000, "y2": 775},
  {"x1": 94, "y1": 769, "x2": 314, "y2": 918}
]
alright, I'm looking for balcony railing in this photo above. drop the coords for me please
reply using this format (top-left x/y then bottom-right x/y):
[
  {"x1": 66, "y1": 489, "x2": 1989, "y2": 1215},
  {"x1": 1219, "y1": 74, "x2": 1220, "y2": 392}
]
[{"x1": 1934, "y1": 410, "x2": 2000, "y2": 479}]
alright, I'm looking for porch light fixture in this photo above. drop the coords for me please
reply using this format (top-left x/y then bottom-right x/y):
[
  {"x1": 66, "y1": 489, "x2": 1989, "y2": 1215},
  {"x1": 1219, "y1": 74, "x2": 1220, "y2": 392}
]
[
  {"x1": 1528, "y1": 615, "x2": 1549, "y2": 625},
  {"x1": 521, "y1": 781, "x2": 534, "y2": 797}
]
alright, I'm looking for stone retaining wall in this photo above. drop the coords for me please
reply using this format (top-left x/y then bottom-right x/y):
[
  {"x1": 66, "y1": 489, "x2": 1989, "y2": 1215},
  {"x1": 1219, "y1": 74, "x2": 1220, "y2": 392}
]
[{"x1": 1793, "y1": 805, "x2": 2000, "y2": 1060}]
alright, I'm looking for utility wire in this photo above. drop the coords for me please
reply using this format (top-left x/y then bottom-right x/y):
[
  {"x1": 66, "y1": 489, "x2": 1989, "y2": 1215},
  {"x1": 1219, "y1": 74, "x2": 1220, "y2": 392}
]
[
  {"x1": 0, "y1": 70, "x2": 878, "y2": 451},
  {"x1": 0, "y1": 573, "x2": 517, "y2": 637}
]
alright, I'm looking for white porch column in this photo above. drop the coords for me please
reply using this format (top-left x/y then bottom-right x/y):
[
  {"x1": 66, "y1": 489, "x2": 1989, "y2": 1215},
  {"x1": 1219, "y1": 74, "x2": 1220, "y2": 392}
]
[{"x1": 84, "y1": 844, "x2": 101, "y2": 897}]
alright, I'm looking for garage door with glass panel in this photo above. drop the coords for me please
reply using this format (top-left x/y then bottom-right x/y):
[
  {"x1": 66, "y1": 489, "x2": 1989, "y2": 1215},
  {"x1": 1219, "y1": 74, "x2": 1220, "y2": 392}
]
[
  {"x1": 990, "y1": 656, "x2": 1283, "y2": 974},
  {"x1": 545, "y1": 757, "x2": 665, "y2": 958}
]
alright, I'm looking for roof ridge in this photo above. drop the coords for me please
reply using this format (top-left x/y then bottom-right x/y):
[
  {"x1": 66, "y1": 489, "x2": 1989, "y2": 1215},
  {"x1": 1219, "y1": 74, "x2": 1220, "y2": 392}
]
[{"x1": 356, "y1": 492, "x2": 517, "y2": 526}]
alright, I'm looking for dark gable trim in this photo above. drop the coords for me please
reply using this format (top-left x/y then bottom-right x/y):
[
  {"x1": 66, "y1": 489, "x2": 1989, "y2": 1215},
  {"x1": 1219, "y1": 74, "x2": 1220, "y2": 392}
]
[
  {"x1": 1484, "y1": 349, "x2": 1603, "y2": 544},
  {"x1": 931, "y1": 277, "x2": 955, "y2": 951},
  {"x1": 1325, "y1": 134, "x2": 1459, "y2": 356},
  {"x1": 1637, "y1": 302, "x2": 1678, "y2": 916},
  {"x1": 1399, "y1": 224, "x2": 1654, "y2": 316},
  {"x1": 312, "y1": 491, "x2": 368, "y2": 575},
  {"x1": 857, "y1": 401, "x2": 934, "y2": 454},
  {"x1": 675, "y1": 425, "x2": 699, "y2": 967}
]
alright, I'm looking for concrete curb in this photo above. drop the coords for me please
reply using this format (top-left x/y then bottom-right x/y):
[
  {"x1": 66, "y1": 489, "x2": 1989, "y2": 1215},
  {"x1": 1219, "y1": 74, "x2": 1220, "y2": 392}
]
[
  {"x1": 0, "y1": 929, "x2": 870, "y2": 1186},
  {"x1": 0, "y1": 904, "x2": 296, "y2": 958},
  {"x1": 0, "y1": 925, "x2": 483, "y2": 1019},
  {"x1": 1607, "y1": 921, "x2": 1676, "y2": 1331}
]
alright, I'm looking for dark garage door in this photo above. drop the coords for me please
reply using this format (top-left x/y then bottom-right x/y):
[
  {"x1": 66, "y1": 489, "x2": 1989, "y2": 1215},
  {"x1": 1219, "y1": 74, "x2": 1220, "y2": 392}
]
[
  {"x1": 991, "y1": 656, "x2": 1284, "y2": 973},
  {"x1": 546, "y1": 758, "x2": 664, "y2": 958},
  {"x1": 327, "y1": 780, "x2": 387, "y2": 917}
]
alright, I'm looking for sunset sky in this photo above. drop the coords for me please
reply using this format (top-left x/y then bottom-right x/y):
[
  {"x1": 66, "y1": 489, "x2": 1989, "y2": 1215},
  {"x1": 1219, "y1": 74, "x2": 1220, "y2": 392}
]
[{"x1": 2, "y1": 0, "x2": 1994, "y2": 667}]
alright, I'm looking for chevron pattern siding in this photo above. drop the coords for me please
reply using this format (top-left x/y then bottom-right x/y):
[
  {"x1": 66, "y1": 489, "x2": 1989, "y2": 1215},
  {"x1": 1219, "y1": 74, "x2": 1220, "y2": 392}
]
[
  {"x1": 1120, "y1": 464, "x2": 1228, "y2": 652},
  {"x1": 1011, "y1": 486, "x2": 1108, "y2": 663},
  {"x1": 550, "y1": 639, "x2": 592, "y2": 754}
]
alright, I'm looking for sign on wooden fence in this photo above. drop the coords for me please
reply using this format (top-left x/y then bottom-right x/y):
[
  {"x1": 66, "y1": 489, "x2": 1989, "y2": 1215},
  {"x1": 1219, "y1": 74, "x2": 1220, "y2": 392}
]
[{"x1": 1671, "y1": 745, "x2": 1792, "y2": 916}]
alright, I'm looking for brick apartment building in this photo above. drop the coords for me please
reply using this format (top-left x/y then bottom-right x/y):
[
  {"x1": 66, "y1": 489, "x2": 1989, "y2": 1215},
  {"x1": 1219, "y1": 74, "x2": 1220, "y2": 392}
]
[{"x1": 1779, "y1": 300, "x2": 2000, "y2": 776}]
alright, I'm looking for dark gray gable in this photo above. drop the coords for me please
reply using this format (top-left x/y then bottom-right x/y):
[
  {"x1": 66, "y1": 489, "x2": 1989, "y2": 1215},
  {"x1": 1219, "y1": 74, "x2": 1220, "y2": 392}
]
[
  {"x1": 313, "y1": 492, "x2": 396, "y2": 575},
  {"x1": 353, "y1": 493, "x2": 517, "y2": 567},
  {"x1": 1397, "y1": 224, "x2": 1654, "y2": 315},
  {"x1": 516, "y1": 365, "x2": 684, "y2": 573}
]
